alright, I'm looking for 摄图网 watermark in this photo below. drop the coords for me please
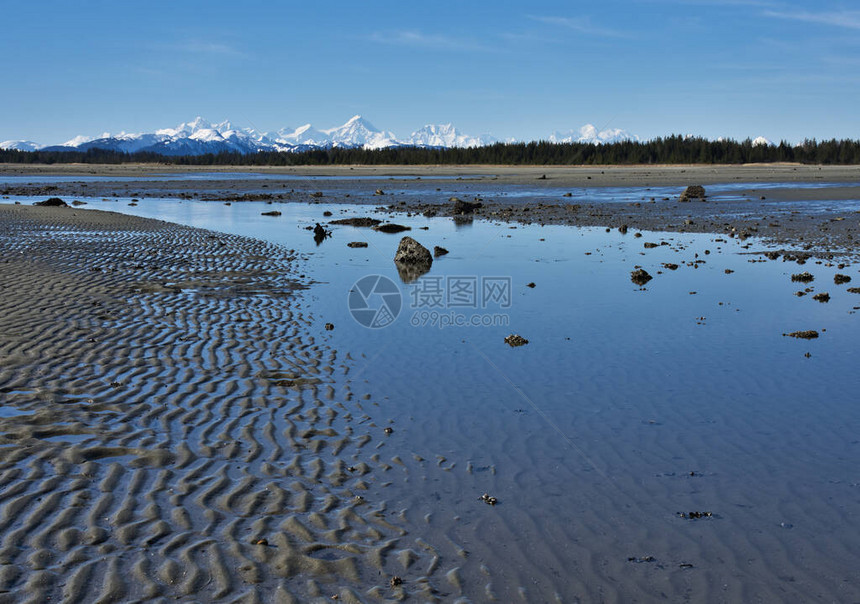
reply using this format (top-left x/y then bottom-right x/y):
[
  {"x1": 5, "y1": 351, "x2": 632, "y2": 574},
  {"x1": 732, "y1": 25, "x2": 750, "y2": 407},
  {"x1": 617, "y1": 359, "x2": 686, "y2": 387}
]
[{"x1": 348, "y1": 275, "x2": 512, "y2": 329}]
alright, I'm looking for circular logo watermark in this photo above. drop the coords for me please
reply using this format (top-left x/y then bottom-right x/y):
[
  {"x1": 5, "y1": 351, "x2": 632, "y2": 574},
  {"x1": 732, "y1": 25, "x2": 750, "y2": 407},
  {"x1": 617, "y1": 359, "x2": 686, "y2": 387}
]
[{"x1": 348, "y1": 275, "x2": 402, "y2": 328}]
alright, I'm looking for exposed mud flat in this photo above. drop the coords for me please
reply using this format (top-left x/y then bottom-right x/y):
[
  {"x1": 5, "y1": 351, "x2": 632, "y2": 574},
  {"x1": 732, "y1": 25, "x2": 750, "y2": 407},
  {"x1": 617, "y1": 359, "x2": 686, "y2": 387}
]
[
  {"x1": 0, "y1": 205, "x2": 471, "y2": 602},
  {"x1": 3, "y1": 180, "x2": 860, "y2": 602},
  {"x1": 3, "y1": 163, "x2": 860, "y2": 257}
]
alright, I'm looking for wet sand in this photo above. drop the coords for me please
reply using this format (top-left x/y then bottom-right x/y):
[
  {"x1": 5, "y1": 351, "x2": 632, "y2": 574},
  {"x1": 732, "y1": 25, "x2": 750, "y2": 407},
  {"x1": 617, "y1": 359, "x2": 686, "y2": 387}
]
[
  {"x1": 3, "y1": 163, "x2": 860, "y2": 257},
  {"x1": 3, "y1": 191, "x2": 860, "y2": 601},
  {"x1": 3, "y1": 162, "x2": 860, "y2": 186},
  {"x1": 0, "y1": 204, "x2": 456, "y2": 601}
]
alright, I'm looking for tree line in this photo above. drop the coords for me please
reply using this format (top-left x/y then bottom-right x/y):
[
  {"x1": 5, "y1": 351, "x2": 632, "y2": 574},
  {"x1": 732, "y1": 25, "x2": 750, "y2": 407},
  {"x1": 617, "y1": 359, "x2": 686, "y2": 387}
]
[{"x1": 3, "y1": 136, "x2": 860, "y2": 165}]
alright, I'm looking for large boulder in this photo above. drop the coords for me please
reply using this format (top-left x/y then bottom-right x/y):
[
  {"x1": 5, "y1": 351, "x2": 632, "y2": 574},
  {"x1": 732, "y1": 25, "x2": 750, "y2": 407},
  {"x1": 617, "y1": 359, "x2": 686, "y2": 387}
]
[
  {"x1": 394, "y1": 237, "x2": 432, "y2": 283},
  {"x1": 395, "y1": 236, "x2": 433, "y2": 265},
  {"x1": 679, "y1": 185, "x2": 706, "y2": 202}
]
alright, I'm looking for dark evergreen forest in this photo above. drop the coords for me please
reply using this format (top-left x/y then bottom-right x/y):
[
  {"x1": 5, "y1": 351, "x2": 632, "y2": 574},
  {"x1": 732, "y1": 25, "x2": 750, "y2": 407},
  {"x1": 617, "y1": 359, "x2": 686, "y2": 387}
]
[{"x1": 3, "y1": 136, "x2": 860, "y2": 166}]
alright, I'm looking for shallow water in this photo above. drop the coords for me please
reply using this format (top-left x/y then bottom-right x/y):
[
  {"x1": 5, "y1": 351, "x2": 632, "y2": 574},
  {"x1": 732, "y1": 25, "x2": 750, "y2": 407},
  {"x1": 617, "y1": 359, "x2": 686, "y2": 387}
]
[{"x1": 7, "y1": 192, "x2": 860, "y2": 601}]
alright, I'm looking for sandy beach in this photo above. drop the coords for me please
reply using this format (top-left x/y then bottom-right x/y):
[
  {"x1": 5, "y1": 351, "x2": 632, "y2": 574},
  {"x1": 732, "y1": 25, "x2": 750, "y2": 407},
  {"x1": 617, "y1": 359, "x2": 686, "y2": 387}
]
[{"x1": 0, "y1": 204, "x2": 458, "y2": 601}]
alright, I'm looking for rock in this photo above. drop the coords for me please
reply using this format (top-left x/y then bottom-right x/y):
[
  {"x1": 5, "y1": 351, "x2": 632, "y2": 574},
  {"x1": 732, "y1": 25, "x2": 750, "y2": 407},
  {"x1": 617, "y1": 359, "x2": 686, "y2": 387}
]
[
  {"x1": 630, "y1": 269, "x2": 653, "y2": 285},
  {"x1": 374, "y1": 223, "x2": 411, "y2": 234},
  {"x1": 847, "y1": 287, "x2": 860, "y2": 294},
  {"x1": 34, "y1": 197, "x2": 68, "y2": 207},
  {"x1": 309, "y1": 191, "x2": 323, "y2": 198},
  {"x1": 480, "y1": 493, "x2": 498, "y2": 505},
  {"x1": 618, "y1": 224, "x2": 628, "y2": 234},
  {"x1": 812, "y1": 292, "x2": 830, "y2": 302},
  {"x1": 324, "y1": 323, "x2": 334, "y2": 331},
  {"x1": 526, "y1": 282, "x2": 536, "y2": 288},
  {"x1": 679, "y1": 185, "x2": 706, "y2": 202},
  {"x1": 643, "y1": 242, "x2": 659, "y2": 249},
  {"x1": 347, "y1": 241, "x2": 368, "y2": 248},
  {"x1": 504, "y1": 334, "x2": 529, "y2": 347},
  {"x1": 261, "y1": 210, "x2": 282, "y2": 216},
  {"x1": 791, "y1": 272, "x2": 814, "y2": 283},
  {"x1": 323, "y1": 210, "x2": 332, "y2": 217},
  {"x1": 395, "y1": 237, "x2": 432, "y2": 265},
  {"x1": 330, "y1": 217, "x2": 382, "y2": 227},
  {"x1": 433, "y1": 246, "x2": 449, "y2": 257},
  {"x1": 374, "y1": 189, "x2": 385, "y2": 195},
  {"x1": 394, "y1": 237, "x2": 433, "y2": 282},
  {"x1": 452, "y1": 198, "x2": 483, "y2": 214},
  {"x1": 834, "y1": 274, "x2": 852, "y2": 284},
  {"x1": 662, "y1": 263, "x2": 679, "y2": 270},
  {"x1": 785, "y1": 330, "x2": 819, "y2": 339},
  {"x1": 71, "y1": 200, "x2": 87, "y2": 206},
  {"x1": 313, "y1": 223, "x2": 331, "y2": 244}
]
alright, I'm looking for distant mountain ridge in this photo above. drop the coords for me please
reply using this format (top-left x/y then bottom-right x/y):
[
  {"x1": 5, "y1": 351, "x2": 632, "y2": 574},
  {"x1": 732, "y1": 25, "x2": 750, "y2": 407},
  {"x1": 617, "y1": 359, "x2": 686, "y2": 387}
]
[{"x1": 1, "y1": 116, "x2": 644, "y2": 155}]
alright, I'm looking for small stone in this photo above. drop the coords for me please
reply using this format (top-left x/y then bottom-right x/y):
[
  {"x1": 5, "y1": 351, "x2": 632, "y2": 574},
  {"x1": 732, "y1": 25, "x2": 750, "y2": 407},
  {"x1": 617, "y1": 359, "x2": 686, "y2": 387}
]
[
  {"x1": 784, "y1": 330, "x2": 818, "y2": 339},
  {"x1": 504, "y1": 334, "x2": 529, "y2": 347},
  {"x1": 679, "y1": 185, "x2": 706, "y2": 202},
  {"x1": 630, "y1": 268, "x2": 653, "y2": 285},
  {"x1": 324, "y1": 323, "x2": 334, "y2": 331},
  {"x1": 433, "y1": 246, "x2": 449, "y2": 257},
  {"x1": 34, "y1": 197, "x2": 68, "y2": 207},
  {"x1": 452, "y1": 199, "x2": 482, "y2": 214},
  {"x1": 347, "y1": 241, "x2": 368, "y2": 248}
]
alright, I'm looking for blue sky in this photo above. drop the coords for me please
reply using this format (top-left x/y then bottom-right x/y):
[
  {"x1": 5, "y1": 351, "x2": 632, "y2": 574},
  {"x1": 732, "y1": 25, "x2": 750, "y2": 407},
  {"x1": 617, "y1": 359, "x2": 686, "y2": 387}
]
[{"x1": 2, "y1": 0, "x2": 859, "y2": 144}]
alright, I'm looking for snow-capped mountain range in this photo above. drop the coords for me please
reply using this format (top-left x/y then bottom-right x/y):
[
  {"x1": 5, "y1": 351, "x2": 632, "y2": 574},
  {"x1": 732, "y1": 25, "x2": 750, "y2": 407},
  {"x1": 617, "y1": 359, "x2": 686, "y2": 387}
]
[{"x1": 1, "y1": 116, "x2": 640, "y2": 155}]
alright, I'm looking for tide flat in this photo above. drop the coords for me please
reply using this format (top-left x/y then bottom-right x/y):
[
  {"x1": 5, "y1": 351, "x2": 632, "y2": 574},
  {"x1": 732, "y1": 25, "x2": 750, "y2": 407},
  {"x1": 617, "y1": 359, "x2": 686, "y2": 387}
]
[{"x1": 1, "y1": 179, "x2": 859, "y2": 602}]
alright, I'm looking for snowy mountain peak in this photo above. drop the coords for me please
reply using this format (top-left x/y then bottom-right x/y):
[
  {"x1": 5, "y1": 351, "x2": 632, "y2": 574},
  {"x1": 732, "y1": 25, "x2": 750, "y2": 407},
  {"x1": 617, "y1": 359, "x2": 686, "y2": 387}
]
[
  {"x1": 5, "y1": 117, "x2": 645, "y2": 155},
  {"x1": 0, "y1": 140, "x2": 42, "y2": 152},
  {"x1": 408, "y1": 123, "x2": 497, "y2": 148},
  {"x1": 549, "y1": 124, "x2": 638, "y2": 145}
]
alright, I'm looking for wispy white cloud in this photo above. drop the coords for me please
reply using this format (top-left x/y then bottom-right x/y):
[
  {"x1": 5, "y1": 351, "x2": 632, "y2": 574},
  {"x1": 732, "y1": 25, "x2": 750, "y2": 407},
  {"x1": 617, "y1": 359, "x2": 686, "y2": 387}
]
[
  {"x1": 763, "y1": 9, "x2": 860, "y2": 30},
  {"x1": 527, "y1": 15, "x2": 632, "y2": 39},
  {"x1": 367, "y1": 30, "x2": 493, "y2": 52}
]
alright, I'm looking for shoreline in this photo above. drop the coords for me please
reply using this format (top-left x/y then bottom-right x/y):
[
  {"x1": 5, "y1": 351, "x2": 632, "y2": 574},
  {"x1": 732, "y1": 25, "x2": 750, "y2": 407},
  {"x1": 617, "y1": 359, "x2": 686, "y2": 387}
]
[
  {"x1": 3, "y1": 161, "x2": 860, "y2": 185},
  {"x1": 3, "y1": 163, "x2": 860, "y2": 258}
]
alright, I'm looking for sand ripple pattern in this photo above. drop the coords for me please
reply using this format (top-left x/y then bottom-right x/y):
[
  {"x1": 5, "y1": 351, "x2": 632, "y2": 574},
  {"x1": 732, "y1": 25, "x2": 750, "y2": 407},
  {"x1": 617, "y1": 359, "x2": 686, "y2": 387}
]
[{"x1": 0, "y1": 206, "x2": 449, "y2": 602}]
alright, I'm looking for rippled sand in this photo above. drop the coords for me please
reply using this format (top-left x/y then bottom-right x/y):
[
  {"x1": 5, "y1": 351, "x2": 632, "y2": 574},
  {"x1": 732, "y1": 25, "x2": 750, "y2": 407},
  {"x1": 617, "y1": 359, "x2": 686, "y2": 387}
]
[{"x1": 0, "y1": 205, "x2": 463, "y2": 601}]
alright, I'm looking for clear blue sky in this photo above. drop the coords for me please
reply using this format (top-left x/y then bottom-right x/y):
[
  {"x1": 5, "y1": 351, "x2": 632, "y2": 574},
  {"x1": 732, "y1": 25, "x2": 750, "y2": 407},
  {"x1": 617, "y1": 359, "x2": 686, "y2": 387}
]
[{"x1": 2, "y1": 0, "x2": 858, "y2": 144}]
